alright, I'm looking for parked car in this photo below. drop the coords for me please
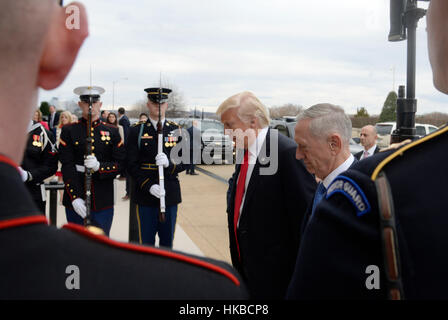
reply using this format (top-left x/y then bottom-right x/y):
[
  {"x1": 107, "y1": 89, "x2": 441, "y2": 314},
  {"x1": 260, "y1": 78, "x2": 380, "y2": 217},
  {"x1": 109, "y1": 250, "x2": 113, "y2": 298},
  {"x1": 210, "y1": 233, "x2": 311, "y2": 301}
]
[
  {"x1": 177, "y1": 118, "x2": 235, "y2": 164},
  {"x1": 375, "y1": 122, "x2": 439, "y2": 147},
  {"x1": 269, "y1": 119, "x2": 364, "y2": 155}
]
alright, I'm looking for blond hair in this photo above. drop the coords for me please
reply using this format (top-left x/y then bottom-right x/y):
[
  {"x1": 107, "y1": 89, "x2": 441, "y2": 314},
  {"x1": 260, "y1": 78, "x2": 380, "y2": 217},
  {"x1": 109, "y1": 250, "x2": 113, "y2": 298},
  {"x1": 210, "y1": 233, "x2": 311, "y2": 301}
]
[
  {"x1": 58, "y1": 111, "x2": 73, "y2": 128},
  {"x1": 216, "y1": 91, "x2": 270, "y2": 128},
  {"x1": 34, "y1": 109, "x2": 43, "y2": 122}
]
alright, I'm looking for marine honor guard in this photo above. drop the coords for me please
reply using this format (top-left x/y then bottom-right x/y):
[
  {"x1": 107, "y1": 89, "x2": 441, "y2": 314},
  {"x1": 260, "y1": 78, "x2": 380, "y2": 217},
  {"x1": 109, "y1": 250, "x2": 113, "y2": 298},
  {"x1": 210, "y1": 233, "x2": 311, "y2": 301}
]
[
  {"x1": 59, "y1": 86, "x2": 125, "y2": 235},
  {"x1": 19, "y1": 119, "x2": 58, "y2": 214},
  {"x1": 127, "y1": 87, "x2": 185, "y2": 248}
]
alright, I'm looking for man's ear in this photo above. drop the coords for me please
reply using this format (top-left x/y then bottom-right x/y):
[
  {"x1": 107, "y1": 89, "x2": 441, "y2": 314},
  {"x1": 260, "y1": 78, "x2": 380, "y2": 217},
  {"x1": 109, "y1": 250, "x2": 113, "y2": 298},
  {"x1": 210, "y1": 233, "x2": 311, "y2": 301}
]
[
  {"x1": 328, "y1": 134, "x2": 342, "y2": 154},
  {"x1": 249, "y1": 116, "x2": 258, "y2": 129},
  {"x1": 37, "y1": 2, "x2": 89, "y2": 90}
]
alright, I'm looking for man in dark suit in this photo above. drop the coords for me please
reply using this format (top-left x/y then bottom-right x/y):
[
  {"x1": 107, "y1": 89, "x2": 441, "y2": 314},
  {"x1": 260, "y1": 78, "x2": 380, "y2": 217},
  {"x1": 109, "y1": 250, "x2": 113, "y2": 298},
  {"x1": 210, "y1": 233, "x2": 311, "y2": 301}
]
[
  {"x1": 286, "y1": 103, "x2": 357, "y2": 299},
  {"x1": 0, "y1": 0, "x2": 248, "y2": 300},
  {"x1": 118, "y1": 107, "x2": 131, "y2": 199},
  {"x1": 118, "y1": 107, "x2": 131, "y2": 142},
  {"x1": 355, "y1": 125, "x2": 380, "y2": 160},
  {"x1": 48, "y1": 104, "x2": 60, "y2": 136},
  {"x1": 217, "y1": 91, "x2": 316, "y2": 299},
  {"x1": 186, "y1": 120, "x2": 202, "y2": 175}
]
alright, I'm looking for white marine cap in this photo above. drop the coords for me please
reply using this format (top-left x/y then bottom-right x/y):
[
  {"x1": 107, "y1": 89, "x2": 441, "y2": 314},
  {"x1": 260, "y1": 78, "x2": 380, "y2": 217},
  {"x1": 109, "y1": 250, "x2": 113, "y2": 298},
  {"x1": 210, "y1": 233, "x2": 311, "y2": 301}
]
[{"x1": 73, "y1": 86, "x2": 105, "y2": 96}]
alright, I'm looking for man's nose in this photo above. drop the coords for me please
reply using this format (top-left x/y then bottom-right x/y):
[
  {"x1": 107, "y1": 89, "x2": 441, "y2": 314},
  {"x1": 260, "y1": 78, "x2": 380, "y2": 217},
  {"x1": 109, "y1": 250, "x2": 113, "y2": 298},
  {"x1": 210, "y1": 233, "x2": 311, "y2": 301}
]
[{"x1": 295, "y1": 147, "x2": 304, "y2": 160}]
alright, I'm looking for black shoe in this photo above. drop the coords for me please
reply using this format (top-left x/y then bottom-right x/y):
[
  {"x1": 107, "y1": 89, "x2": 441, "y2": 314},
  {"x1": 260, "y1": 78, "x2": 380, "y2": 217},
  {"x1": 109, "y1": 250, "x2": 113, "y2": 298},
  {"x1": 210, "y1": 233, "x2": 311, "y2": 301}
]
[{"x1": 190, "y1": 172, "x2": 199, "y2": 175}]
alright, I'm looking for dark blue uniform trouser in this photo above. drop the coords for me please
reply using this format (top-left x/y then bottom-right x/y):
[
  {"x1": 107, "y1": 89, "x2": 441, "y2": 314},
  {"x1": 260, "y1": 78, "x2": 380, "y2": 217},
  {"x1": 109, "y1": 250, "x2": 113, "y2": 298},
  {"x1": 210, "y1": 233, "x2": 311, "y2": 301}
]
[
  {"x1": 136, "y1": 205, "x2": 178, "y2": 248},
  {"x1": 65, "y1": 207, "x2": 114, "y2": 236}
]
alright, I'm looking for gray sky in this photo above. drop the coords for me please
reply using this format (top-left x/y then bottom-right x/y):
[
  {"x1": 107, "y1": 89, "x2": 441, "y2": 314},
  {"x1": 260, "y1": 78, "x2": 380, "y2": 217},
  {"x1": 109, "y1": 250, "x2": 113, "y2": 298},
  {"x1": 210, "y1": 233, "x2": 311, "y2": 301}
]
[{"x1": 39, "y1": 0, "x2": 447, "y2": 116}]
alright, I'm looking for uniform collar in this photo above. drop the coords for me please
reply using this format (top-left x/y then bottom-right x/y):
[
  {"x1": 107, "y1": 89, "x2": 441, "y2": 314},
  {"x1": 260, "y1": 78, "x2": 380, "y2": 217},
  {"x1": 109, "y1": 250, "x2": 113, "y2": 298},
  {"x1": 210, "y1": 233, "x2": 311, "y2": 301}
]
[
  {"x1": 149, "y1": 117, "x2": 165, "y2": 129},
  {"x1": 81, "y1": 117, "x2": 101, "y2": 127}
]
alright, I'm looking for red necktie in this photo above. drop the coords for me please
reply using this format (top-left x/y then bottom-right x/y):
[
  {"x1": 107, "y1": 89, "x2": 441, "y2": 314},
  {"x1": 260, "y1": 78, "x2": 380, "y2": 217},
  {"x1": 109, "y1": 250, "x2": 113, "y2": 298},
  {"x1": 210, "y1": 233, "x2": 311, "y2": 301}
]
[{"x1": 234, "y1": 150, "x2": 249, "y2": 260}]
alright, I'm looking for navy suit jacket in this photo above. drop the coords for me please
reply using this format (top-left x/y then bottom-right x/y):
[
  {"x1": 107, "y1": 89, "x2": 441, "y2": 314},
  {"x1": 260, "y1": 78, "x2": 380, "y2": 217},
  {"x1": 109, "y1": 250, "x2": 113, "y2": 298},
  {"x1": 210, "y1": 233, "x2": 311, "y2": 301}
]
[{"x1": 119, "y1": 115, "x2": 131, "y2": 142}]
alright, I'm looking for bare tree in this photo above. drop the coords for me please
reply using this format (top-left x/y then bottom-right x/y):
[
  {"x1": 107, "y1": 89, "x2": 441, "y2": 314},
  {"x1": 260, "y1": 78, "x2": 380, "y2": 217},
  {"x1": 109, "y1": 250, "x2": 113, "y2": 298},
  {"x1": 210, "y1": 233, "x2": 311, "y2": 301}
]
[
  {"x1": 131, "y1": 80, "x2": 188, "y2": 118},
  {"x1": 269, "y1": 103, "x2": 303, "y2": 119}
]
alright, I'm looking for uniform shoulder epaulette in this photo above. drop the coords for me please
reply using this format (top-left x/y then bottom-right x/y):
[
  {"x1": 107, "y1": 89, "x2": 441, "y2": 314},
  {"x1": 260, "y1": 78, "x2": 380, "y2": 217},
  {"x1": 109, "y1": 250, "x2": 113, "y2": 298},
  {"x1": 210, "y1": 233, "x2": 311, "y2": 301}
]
[
  {"x1": 62, "y1": 223, "x2": 242, "y2": 287},
  {"x1": 326, "y1": 175, "x2": 371, "y2": 217},
  {"x1": 371, "y1": 125, "x2": 448, "y2": 181},
  {"x1": 167, "y1": 120, "x2": 179, "y2": 127},
  {"x1": 131, "y1": 121, "x2": 143, "y2": 127}
]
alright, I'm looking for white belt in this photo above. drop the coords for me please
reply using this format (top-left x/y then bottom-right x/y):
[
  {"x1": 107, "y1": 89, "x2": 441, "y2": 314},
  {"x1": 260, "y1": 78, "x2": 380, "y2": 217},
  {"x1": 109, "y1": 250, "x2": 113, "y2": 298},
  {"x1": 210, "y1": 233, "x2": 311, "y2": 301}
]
[{"x1": 76, "y1": 165, "x2": 85, "y2": 173}]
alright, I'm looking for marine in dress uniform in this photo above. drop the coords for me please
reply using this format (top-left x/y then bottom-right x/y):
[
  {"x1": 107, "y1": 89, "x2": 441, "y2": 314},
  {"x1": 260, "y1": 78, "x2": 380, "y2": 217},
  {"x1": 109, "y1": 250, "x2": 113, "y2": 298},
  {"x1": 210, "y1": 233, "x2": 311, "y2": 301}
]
[
  {"x1": 59, "y1": 86, "x2": 125, "y2": 236},
  {"x1": 19, "y1": 121, "x2": 58, "y2": 213},
  {"x1": 127, "y1": 87, "x2": 186, "y2": 248}
]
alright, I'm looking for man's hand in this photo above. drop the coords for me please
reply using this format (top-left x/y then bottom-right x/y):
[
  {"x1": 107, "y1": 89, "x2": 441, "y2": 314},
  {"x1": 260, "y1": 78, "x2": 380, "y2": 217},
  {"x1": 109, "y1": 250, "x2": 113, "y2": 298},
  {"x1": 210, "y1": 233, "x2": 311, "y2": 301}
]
[
  {"x1": 155, "y1": 153, "x2": 169, "y2": 168},
  {"x1": 72, "y1": 198, "x2": 87, "y2": 218},
  {"x1": 150, "y1": 184, "x2": 166, "y2": 199},
  {"x1": 84, "y1": 155, "x2": 100, "y2": 172}
]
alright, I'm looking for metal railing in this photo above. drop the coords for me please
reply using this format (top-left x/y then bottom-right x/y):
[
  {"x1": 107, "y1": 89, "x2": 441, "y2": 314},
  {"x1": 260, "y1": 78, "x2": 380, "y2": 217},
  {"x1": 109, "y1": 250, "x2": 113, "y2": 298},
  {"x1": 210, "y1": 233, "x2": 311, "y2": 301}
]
[{"x1": 44, "y1": 181, "x2": 64, "y2": 226}]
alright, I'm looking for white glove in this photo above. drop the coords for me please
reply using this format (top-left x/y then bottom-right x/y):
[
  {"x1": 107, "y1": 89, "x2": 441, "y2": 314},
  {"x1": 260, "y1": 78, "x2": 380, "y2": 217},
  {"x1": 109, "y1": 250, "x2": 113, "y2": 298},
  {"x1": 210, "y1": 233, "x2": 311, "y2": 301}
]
[
  {"x1": 155, "y1": 153, "x2": 169, "y2": 168},
  {"x1": 149, "y1": 184, "x2": 166, "y2": 199},
  {"x1": 18, "y1": 166, "x2": 29, "y2": 182},
  {"x1": 84, "y1": 155, "x2": 100, "y2": 172},
  {"x1": 72, "y1": 198, "x2": 87, "y2": 218}
]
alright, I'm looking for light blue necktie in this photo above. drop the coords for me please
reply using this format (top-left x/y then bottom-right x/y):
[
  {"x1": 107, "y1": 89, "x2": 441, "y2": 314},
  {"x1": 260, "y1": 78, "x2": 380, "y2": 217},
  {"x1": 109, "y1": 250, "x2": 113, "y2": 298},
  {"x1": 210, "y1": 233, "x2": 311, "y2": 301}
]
[{"x1": 311, "y1": 182, "x2": 327, "y2": 217}]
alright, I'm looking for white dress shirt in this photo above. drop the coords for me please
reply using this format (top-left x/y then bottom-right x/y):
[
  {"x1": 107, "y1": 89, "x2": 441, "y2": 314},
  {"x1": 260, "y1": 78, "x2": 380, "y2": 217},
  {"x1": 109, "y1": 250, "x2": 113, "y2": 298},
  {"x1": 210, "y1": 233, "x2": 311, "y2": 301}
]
[
  {"x1": 236, "y1": 126, "x2": 269, "y2": 227},
  {"x1": 361, "y1": 144, "x2": 377, "y2": 160},
  {"x1": 322, "y1": 153, "x2": 355, "y2": 189}
]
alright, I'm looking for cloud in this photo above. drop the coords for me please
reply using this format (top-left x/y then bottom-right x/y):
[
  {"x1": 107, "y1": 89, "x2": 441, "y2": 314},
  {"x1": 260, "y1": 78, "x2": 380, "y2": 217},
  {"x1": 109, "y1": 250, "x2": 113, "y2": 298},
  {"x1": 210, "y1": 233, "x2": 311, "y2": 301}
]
[{"x1": 39, "y1": 0, "x2": 448, "y2": 117}]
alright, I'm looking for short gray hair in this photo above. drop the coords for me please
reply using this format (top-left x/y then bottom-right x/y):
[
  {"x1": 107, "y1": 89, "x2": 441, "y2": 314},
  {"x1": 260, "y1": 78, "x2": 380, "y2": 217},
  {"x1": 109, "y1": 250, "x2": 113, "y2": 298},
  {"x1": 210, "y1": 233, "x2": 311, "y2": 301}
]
[{"x1": 296, "y1": 103, "x2": 352, "y2": 144}]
